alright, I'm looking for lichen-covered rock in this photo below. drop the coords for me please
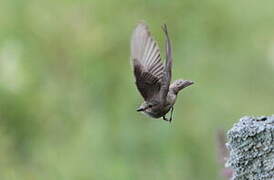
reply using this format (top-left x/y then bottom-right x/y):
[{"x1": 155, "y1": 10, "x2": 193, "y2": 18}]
[{"x1": 226, "y1": 115, "x2": 274, "y2": 180}]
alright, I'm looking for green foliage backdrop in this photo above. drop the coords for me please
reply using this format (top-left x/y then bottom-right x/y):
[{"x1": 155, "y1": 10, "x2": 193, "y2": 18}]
[{"x1": 0, "y1": 0, "x2": 274, "y2": 179}]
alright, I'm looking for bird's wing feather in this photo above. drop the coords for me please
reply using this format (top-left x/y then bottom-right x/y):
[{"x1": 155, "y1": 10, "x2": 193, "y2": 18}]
[
  {"x1": 131, "y1": 23, "x2": 164, "y2": 100},
  {"x1": 160, "y1": 24, "x2": 173, "y2": 100}
]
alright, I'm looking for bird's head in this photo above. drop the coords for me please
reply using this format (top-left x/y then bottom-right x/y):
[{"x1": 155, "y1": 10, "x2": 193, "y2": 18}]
[{"x1": 136, "y1": 102, "x2": 154, "y2": 112}]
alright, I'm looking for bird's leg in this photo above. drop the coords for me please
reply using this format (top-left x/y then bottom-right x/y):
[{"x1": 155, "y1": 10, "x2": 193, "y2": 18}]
[
  {"x1": 162, "y1": 107, "x2": 174, "y2": 122},
  {"x1": 163, "y1": 116, "x2": 168, "y2": 121},
  {"x1": 169, "y1": 107, "x2": 174, "y2": 122}
]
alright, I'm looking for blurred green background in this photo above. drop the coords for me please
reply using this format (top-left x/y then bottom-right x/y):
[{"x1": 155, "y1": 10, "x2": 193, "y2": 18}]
[{"x1": 0, "y1": 0, "x2": 274, "y2": 179}]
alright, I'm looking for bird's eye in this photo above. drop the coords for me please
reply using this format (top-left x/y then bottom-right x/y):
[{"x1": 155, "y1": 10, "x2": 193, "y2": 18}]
[{"x1": 148, "y1": 105, "x2": 153, "y2": 108}]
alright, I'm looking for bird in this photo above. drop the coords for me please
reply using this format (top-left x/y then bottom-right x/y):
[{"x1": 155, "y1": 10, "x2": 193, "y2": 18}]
[{"x1": 130, "y1": 22, "x2": 194, "y2": 122}]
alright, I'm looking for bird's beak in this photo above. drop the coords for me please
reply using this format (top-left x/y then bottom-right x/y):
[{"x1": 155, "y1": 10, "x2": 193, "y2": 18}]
[
  {"x1": 137, "y1": 103, "x2": 149, "y2": 112},
  {"x1": 136, "y1": 107, "x2": 144, "y2": 112}
]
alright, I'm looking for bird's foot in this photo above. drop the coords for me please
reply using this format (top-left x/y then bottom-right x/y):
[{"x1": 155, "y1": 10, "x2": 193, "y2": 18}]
[
  {"x1": 163, "y1": 116, "x2": 172, "y2": 123},
  {"x1": 169, "y1": 107, "x2": 174, "y2": 123},
  {"x1": 163, "y1": 107, "x2": 174, "y2": 123},
  {"x1": 163, "y1": 116, "x2": 169, "y2": 122},
  {"x1": 163, "y1": 116, "x2": 172, "y2": 122}
]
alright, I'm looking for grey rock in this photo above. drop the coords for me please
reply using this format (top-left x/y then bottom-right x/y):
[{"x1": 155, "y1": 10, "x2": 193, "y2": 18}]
[{"x1": 226, "y1": 115, "x2": 274, "y2": 180}]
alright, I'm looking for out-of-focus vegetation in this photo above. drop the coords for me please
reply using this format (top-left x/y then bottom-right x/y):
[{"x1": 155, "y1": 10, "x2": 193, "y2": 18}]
[{"x1": 0, "y1": 0, "x2": 274, "y2": 179}]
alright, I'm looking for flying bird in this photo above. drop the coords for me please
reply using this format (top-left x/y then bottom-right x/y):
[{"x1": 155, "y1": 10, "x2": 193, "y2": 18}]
[{"x1": 130, "y1": 22, "x2": 194, "y2": 122}]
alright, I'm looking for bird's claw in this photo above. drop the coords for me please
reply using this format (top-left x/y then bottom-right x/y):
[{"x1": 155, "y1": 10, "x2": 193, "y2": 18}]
[
  {"x1": 163, "y1": 116, "x2": 172, "y2": 123},
  {"x1": 163, "y1": 116, "x2": 169, "y2": 122},
  {"x1": 163, "y1": 107, "x2": 174, "y2": 123}
]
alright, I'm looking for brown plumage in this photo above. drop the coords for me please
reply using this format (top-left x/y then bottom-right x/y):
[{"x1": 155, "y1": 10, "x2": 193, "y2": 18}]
[{"x1": 130, "y1": 22, "x2": 194, "y2": 122}]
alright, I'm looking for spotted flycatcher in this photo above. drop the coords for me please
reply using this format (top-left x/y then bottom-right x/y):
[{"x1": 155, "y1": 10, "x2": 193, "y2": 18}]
[{"x1": 130, "y1": 22, "x2": 194, "y2": 122}]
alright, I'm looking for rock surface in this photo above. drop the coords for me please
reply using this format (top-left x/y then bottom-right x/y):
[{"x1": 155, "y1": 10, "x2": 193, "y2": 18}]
[{"x1": 226, "y1": 115, "x2": 274, "y2": 180}]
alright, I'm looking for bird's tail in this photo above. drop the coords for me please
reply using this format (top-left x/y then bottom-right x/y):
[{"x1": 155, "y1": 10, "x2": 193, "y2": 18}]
[{"x1": 169, "y1": 79, "x2": 194, "y2": 94}]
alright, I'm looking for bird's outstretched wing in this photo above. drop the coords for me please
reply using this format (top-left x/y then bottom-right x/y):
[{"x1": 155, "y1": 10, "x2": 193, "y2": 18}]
[
  {"x1": 131, "y1": 23, "x2": 164, "y2": 100},
  {"x1": 160, "y1": 24, "x2": 173, "y2": 101}
]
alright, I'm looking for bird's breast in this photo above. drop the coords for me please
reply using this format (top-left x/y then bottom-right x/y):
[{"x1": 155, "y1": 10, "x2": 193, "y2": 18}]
[
  {"x1": 142, "y1": 92, "x2": 177, "y2": 119},
  {"x1": 143, "y1": 109, "x2": 168, "y2": 119},
  {"x1": 143, "y1": 104, "x2": 174, "y2": 119}
]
